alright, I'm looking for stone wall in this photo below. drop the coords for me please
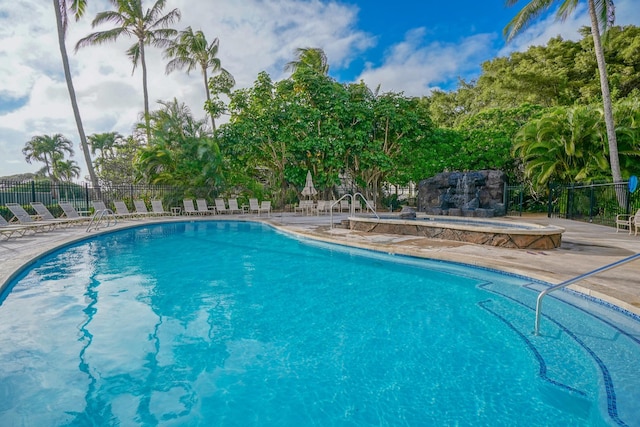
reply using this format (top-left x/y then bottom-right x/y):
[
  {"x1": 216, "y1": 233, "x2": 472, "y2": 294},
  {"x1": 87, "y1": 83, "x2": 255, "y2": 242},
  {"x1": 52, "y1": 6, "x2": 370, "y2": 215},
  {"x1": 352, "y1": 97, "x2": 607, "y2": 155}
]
[{"x1": 418, "y1": 170, "x2": 506, "y2": 216}]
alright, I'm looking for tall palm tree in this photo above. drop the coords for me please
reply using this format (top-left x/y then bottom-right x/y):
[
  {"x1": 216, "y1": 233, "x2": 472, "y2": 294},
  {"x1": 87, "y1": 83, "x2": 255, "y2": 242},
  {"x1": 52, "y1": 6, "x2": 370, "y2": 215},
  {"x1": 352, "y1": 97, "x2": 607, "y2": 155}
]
[
  {"x1": 164, "y1": 27, "x2": 232, "y2": 131},
  {"x1": 23, "y1": 134, "x2": 75, "y2": 183},
  {"x1": 53, "y1": 0, "x2": 100, "y2": 190},
  {"x1": 75, "y1": 0, "x2": 181, "y2": 140},
  {"x1": 504, "y1": 0, "x2": 622, "y2": 188},
  {"x1": 284, "y1": 47, "x2": 330, "y2": 75}
]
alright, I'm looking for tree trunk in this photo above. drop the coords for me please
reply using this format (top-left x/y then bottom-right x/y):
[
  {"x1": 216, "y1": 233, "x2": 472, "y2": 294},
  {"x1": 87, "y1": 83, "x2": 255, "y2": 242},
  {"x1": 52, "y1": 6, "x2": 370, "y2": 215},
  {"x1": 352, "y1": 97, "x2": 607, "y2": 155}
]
[
  {"x1": 588, "y1": 0, "x2": 625, "y2": 207},
  {"x1": 140, "y1": 39, "x2": 151, "y2": 142},
  {"x1": 53, "y1": 0, "x2": 101, "y2": 195},
  {"x1": 203, "y1": 68, "x2": 216, "y2": 132}
]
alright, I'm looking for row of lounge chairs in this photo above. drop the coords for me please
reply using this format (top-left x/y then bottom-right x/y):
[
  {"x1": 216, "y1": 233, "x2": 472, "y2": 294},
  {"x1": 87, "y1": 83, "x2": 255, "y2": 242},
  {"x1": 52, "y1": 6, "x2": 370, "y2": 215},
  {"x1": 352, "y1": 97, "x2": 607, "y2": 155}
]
[
  {"x1": 183, "y1": 198, "x2": 271, "y2": 216},
  {"x1": 0, "y1": 200, "x2": 172, "y2": 240},
  {"x1": 295, "y1": 199, "x2": 360, "y2": 215},
  {"x1": 0, "y1": 197, "x2": 274, "y2": 240}
]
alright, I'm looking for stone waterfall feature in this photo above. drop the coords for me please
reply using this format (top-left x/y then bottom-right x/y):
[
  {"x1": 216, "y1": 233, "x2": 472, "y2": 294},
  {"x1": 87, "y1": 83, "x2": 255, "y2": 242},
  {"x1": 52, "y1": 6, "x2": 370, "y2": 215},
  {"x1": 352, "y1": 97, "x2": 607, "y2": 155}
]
[{"x1": 417, "y1": 170, "x2": 506, "y2": 217}]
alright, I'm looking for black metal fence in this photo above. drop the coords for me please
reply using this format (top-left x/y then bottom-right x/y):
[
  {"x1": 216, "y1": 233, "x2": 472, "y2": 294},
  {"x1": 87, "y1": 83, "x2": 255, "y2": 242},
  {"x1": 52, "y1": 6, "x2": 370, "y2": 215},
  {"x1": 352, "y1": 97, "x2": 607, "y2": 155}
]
[
  {"x1": 548, "y1": 182, "x2": 640, "y2": 227},
  {"x1": 0, "y1": 180, "x2": 219, "y2": 220}
]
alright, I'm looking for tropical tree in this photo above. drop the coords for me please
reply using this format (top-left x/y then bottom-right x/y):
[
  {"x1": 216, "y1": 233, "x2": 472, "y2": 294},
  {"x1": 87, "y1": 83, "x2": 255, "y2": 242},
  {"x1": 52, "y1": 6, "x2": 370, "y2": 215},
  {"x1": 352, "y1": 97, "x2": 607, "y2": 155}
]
[
  {"x1": 52, "y1": 154, "x2": 81, "y2": 182},
  {"x1": 512, "y1": 105, "x2": 611, "y2": 189},
  {"x1": 53, "y1": 0, "x2": 100, "y2": 189},
  {"x1": 164, "y1": 26, "x2": 233, "y2": 131},
  {"x1": 504, "y1": 0, "x2": 622, "y2": 188},
  {"x1": 23, "y1": 134, "x2": 75, "y2": 183},
  {"x1": 284, "y1": 47, "x2": 329, "y2": 75},
  {"x1": 135, "y1": 99, "x2": 222, "y2": 190},
  {"x1": 76, "y1": 0, "x2": 181, "y2": 139}
]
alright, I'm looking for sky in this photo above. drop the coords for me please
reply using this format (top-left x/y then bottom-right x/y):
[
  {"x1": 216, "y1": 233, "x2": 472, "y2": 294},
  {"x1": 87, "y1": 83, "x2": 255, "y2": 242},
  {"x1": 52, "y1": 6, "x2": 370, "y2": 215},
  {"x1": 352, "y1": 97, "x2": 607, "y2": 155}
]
[{"x1": 1, "y1": 0, "x2": 639, "y2": 179}]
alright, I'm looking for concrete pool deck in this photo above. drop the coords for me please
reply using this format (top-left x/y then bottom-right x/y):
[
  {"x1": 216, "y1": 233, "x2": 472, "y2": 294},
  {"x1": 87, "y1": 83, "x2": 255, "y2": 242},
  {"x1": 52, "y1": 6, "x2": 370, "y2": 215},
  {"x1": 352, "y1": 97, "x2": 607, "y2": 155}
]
[{"x1": 1, "y1": 213, "x2": 639, "y2": 316}]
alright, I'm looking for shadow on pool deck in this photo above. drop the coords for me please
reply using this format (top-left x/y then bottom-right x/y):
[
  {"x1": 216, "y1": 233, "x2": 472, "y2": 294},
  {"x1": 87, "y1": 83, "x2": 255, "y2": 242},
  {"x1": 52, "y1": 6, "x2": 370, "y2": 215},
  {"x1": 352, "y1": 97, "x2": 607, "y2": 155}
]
[{"x1": 1, "y1": 213, "x2": 639, "y2": 316}]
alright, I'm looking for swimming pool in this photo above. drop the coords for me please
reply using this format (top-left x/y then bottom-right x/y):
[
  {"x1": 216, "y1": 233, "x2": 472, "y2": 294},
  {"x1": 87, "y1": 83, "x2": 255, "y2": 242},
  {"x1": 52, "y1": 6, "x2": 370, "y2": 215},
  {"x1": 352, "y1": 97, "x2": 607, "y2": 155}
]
[{"x1": 0, "y1": 221, "x2": 638, "y2": 426}]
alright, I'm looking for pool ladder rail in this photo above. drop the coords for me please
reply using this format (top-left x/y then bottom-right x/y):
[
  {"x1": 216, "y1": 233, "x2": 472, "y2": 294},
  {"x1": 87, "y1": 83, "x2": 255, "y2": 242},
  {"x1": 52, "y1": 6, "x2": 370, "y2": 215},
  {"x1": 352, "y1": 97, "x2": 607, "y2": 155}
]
[
  {"x1": 534, "y1": 252, "x2": 640, "y2": 335},
  {"x1": 86, "y1": 209, "x2": 117, "y2": 232},
  {"x1": 330, "y1": 193, "x2": 379, "y2": 229}
]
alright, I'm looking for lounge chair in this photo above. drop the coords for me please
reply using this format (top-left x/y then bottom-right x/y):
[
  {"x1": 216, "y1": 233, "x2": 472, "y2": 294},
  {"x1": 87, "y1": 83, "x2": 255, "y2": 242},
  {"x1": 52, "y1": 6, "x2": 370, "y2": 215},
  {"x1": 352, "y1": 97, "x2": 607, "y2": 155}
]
[
  {"x1": 339, "y1": 199, "x2": 350, "y2": 213},
  {"x1": 196, "y1": 199, "x2": 216, "y2": 215},
  {"x1": 316, "y1": 200, "x2": 330, "y2": 215},
  {"x1": 151, "y1": 200, "x2": 170, "y2": 216},
  {"x1": 228, "y1": 198, "x2": 243, "y2": 214},
  {"x1": 295, "y1": 200, "x2": 314, "y2": 215},
  {"x1": 183, "y1": 199, "x2": 200, "y2": 215},
  {"x1": 616, "y1": 208, "x2": 640, "y2": 234},
  {"x1": 59, "y1": 202, "x2": 91, "y2": 223},
  {"x1": 133, "y1": 200, "x2": 153, "y2": 217},
  {"x1": 92, "y1": 200, "x2": 110, "y2": 214},
  {"x1": 215, "y1": 198, "x2": 229, "y2": 214},
  {"x1": 258, "y1": 200, "x2": 271, "y2": 217},
  {"x1": 113, "y1": 201, "x2": 140, "y2": 219},
  {"x1": 5, "y1": 203, "x2": 58, "y2": 232},
  {"x1": 248, "y1": 198, "x2": 260, "y2": 214},
  {"x1": 0, "y1": 215, "x2": 33, "y2": 239},
  {"x1": 31, "y1": 202, "x2": 85, "y2": 227}
]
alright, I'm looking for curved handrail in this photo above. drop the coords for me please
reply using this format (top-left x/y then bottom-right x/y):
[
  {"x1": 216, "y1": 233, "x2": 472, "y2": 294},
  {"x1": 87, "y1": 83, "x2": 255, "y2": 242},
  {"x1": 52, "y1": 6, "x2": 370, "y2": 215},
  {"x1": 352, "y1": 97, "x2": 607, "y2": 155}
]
[
  {"x1": 353, "y1": 192, "x2": 379, "y2": 219},
  {"x1": 534, "y1": 252, "x2": 640, "y2": 335},
  {"x1": 86, "y1": 209, "x2": 117, "y2": 232},
  {"x1": 330, "y1": 194, "x2": 353, "y2": 229}
]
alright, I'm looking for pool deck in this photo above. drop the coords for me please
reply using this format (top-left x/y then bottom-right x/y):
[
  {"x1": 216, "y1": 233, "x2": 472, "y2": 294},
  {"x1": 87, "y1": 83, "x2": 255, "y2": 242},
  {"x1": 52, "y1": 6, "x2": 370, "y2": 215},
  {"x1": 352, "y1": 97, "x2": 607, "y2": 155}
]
[{"x1": 1, "y1": 213, "x2": 639, "y2": 316}]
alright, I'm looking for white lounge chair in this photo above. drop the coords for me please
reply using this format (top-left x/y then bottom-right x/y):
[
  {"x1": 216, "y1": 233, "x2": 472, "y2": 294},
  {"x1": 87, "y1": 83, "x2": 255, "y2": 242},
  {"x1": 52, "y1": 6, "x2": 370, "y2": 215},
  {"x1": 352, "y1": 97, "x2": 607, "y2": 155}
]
[
  {"x1": 5, "y1": 203, "x2": 58, "y2": 232},
  {"x1": 113, "y1": 201, "x2": 140, "y2": 219},
  {"x1": 31, "y1": 202, "x2": 86, "y2": 227},
  {"x1": 633, "y1": 209, "x2": 640, "y2": 236},
  {"x1": 133, "y1": 200, "x2": 153, "y2": 217},
  {"x1": 616, "y1": 208, "x2": 640, "y2": 234},
  {"x1": 196, "y1": 199, "x2": 216, "y2": 215},
  {"x1": 59, "y1": 202, "x2": 91, "y2": 223},
  {"x1": 258, "y1": 200, "x2": 271, "y2": 217},
  {"x1": 0, "y1": 215, "x2": 33, "y2": 239},
  {"x1": 248, "y1": 198, "x2": 260, "y2": 214},
  {"x1": 151, "y1": 200, "x2": 170, "y2": 216},
  {"x1": 295, "y1": 200, "x2": 314, "y2": 215},
  {"x1": 92, "y1": 200, "x2": 110, "y2": 214},
  {"x1": 316, "y1": 200, "x2": 330, "y2": 215},
  {"x1": 183, "y1": 199, "x2": 199, "y2": 215},
  {"x1": 228, "y1": 198, "x2": 243, "y2": 214},
  {"x1": 215, "y1": 198, "x2": 229, "y2": 214}
]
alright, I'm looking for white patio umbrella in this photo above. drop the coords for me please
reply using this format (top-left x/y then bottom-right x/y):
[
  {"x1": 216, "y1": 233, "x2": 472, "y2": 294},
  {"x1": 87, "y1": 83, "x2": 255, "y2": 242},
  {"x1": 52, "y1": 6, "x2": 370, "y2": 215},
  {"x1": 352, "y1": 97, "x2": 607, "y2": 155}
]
[{"x1": 301, "y1": 170, "x2": 317, "y2": 199}]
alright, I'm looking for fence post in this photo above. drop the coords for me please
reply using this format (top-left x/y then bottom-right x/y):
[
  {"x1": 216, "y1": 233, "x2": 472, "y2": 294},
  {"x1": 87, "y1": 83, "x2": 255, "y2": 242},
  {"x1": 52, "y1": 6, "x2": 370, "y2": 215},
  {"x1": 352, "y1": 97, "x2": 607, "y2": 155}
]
[
  {"x1": 547, "y1": 183, "x2": 553, "y2": 218},
  {"x1": 589, "y1": 183, "x2": 595, "y2": 222},
  {"x1": 84, "y1": 182, "x2": 90, "y2": 212}
]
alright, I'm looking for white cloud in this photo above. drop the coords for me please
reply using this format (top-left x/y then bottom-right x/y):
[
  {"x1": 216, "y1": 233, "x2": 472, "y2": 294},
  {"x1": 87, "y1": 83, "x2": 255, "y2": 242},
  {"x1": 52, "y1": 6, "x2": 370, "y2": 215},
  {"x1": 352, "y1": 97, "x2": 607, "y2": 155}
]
[{"x1": 355, "y1": 29, "x2": 496, "y2": 96}]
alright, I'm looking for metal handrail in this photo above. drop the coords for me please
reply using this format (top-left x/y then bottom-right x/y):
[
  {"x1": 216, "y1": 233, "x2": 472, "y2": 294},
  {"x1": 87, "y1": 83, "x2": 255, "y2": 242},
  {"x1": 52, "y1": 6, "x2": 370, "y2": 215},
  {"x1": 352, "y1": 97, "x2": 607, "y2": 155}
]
[
  {"x1": 353, "y1": 192, "x2": 379, "y2": 219},
  {"x1": 330, "y1": 194, "x2": 353, "y2": 229},
  {"x1": 86, "y1": 209, "x2": 117, "y2": 232},
  {"x1": 534, "y1": 252, "x2": 640, "y2": 335}
]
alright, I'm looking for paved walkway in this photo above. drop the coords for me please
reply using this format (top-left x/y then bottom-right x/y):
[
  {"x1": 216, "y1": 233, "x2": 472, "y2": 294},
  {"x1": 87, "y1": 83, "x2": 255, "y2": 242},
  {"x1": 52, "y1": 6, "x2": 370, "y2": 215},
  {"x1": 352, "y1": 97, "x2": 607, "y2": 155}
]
[{"x1": 1, "y1": 213, "x2": 639, "y2": 315}]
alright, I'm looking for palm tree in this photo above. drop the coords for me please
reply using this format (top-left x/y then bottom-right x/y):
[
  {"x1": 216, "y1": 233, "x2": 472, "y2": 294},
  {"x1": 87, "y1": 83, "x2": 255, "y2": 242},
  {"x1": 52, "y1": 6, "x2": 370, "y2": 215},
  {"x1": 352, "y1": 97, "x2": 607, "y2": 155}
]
[
  {"x1": 513, "y1": 105, "x2": 610, "y2": 188},
  {"x1": 164, "y1": 27, "x2": 232, "y2": 131},
  {"x1": 53, "y1": 0, "x2": 100, "y2": 190},
  {"x1": 52, "y1": 154, "x2": 81, "y2": 182},
  {"x1": 284, "y1": 47, "x2": 330, "y2": 75},
  {"x1": 75, "y1": 0, "x2": 181, "y2": 140},
  {"x1": 23, "y1": 134, "x2": 75, "y2": 183},
  {"x1": 504, "y1": 0, "x2": 622, "y2": 189}
]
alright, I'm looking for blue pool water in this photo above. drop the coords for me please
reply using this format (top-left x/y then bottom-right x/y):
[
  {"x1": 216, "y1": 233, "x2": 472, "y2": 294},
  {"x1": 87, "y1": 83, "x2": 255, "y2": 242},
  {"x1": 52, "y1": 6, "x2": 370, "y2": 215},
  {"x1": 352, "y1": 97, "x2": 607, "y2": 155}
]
[{"x1": 1, "y1": 221, "x2": 639, "y2": 426}]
